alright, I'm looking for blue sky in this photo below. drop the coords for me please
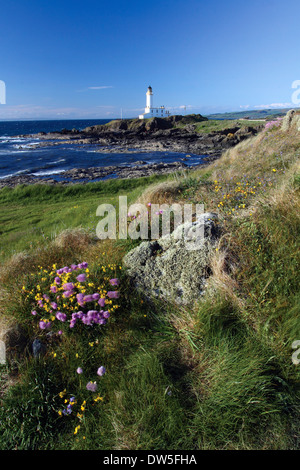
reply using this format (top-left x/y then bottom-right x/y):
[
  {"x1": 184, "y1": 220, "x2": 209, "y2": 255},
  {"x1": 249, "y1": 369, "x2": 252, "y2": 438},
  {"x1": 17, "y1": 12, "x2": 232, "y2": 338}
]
[{"x1": 0, "y1": 0, "x2": 300, "y2": 119}]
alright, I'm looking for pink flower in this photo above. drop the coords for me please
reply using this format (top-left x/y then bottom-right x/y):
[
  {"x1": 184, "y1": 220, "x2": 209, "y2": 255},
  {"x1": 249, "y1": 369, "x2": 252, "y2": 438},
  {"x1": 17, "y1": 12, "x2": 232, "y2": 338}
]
[
  {"x1": 63, "y1": 290, "x2": 74, "y2": 298},
  {"x1": 109, "y1": 278, "x2": 119, "y2": 286},
  {"x1": 78, "y1": 262, "x2": 88, "y2": 269},
  {"x1": 86, "y1": 381, "x2": 98, "y2": 392},
  {"x1": 107, "y1": 291, "x2": 119, "y2": 299},
  {"x1": 76, "y1": 274, "x2": 86, "y2": 282},
  {"x1": 56, "y1": 311, "x2": 67, "y2": 322},
  {"x1": 97, "y1": 366, "x2": 106, "y2": 376},
  {"x1": 50, "y1": 286, "x2": 57, "y2": 293},
  {"x1": 62, "y1": 282, "x2": 74, "y2": 291},
  {"x1": 39, "y1": 321, "x2": 51, "y2": 330},
  {"x1": 76, "y1": 367, "x2": 83, "y2": 374}
]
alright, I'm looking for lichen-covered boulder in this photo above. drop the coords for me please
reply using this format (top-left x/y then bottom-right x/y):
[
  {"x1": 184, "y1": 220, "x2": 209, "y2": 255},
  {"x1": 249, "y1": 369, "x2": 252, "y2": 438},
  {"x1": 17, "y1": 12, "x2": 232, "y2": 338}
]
[
  {"x1": 123, "y1": 212, "x2": 219, "y2": 305},
  {"x1": 281, "y1": 109, "x2": 300, "y2": 132}
]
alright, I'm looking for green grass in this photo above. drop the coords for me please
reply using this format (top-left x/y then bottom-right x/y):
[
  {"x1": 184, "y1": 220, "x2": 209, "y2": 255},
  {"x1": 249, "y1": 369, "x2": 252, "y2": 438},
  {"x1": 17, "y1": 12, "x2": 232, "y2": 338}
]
[
  {"x1": 174, "y1": 119, "x2": 264, "y2": 134},
  {"x1": 0, "y1": 174, "x2": 169, "y2": 261}
]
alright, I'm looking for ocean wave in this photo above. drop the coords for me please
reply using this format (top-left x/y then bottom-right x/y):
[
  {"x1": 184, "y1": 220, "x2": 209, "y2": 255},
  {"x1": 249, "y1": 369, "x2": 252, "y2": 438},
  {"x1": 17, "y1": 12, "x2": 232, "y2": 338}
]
[
  {"x1": 0, "y1": 168, "x2": 31, "y2": 179},
  {"x1": 31, "y1": 169, "x2": 64, "y2": 176},
  {"x1": 14, "y1": 141, "x2": 41, "y2": 149},
  {"x1": 0, "y1": 150, "x2": 28, "y2": 155},
  {"x1": 51, "y1": 158, "x2": 66, "y2": 164},
  {"x1": 2, "y1": 137, "x2": 27, "y2": 143}
]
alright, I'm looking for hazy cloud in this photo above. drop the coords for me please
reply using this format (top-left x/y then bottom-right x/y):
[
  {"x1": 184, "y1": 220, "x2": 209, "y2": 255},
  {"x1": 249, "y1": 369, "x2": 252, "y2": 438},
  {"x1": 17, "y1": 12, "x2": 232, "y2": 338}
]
[
  {"x1": 253, "y1": 102, "x2": 293, "y2": 109},
  {"x1": 87, "y1": 86, "x2": 114, "y2": 90}
]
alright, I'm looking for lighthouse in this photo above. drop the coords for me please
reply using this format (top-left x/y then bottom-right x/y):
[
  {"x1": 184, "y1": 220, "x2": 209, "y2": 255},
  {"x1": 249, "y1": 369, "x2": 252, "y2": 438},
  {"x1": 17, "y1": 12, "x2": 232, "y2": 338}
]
[
  {"x1": 139, "y1": 86, "x2": 170, "y2": 119},
  {"x1": 146, "y1": 86, "x2": 153, "y2": 110}
]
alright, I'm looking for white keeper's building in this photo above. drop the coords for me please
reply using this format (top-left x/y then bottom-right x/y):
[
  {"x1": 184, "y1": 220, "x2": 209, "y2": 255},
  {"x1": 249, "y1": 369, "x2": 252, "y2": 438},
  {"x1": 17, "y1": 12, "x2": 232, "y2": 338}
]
[{"x1": 139, "y1": 86, "x2": 170, "y2": 119}]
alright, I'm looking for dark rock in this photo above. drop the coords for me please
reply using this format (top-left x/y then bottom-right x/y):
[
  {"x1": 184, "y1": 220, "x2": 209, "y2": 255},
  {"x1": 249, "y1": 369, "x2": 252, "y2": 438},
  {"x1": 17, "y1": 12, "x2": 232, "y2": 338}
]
[{"x1": 32, "y1": 338, "x2": 46, "y2": 358}]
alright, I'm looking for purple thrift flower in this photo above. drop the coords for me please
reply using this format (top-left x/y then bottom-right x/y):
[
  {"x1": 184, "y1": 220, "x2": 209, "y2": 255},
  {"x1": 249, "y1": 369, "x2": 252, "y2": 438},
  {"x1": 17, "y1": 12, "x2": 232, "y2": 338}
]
[
  {"x1": 86, "y1": 381, "x2": 98, "y2": 392},
  {"x1": 109, "y1": 278, "x2": 119, "y2": 286},
  {"x1": 83, "y1": 294, "x2": 93, "y2": 303},
  {"x1": 92, "y1": 293, "x2": 100, "y2": 300},
  {"x1": 76, "y1": 293, "x2": 85, "y2": 306},
  {"x1": 76, "y1": 367, "x2": 83, "y2": 374},
  {"x1": 39, "y1": 321, "x2": 51, "y2": 330},
  {"x1": 107, "y1": 291, "x2": 119, "y2": 299},
  {"x1": 50, "y1": 285, "x2": 57, "y2": 293},
  {"x1": 54, "y1": 277, "x2": 61, "y2": 285},
  {"x1": 72, "y1": 311, "x2": 83, "y2": 320},
  {"x1": 31, "y1": 310, "x2": 37, "y2": 316},
  {"x1": 63, "y1": 290, "x2": 74, "y2": 298},
  {"x1": 50, "y1": 302, "x2": 58, "y2": 310},
  {"x1": 97, "y1": 366, "x2": 106, "y2": 376},
  {"x1": 62, "y1": 282, "x2": 74, "y2": 291},
  {"x1": 98, "y1": 298, "x2": 106, "y2": 307},
  {"x1": 55, "y1": 311, "x2": 66, "y2": 322},
  {"x1": 76, "y1": 274, "x2": 86, "y2": 282}
]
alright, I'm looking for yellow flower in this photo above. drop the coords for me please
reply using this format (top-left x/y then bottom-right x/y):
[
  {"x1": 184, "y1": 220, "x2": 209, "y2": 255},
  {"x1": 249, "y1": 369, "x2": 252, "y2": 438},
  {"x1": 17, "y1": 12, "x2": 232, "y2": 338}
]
[
  {"x1": 74, "y1": 425, "x2": 80, "y2": 435},
  {"x1": 94, "y1": 395, "x2": 104, "y2": 402}
]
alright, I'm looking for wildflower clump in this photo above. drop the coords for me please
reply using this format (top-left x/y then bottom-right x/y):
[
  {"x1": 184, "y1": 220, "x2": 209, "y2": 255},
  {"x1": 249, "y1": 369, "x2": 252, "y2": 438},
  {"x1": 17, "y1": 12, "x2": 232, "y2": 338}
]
[
  {"x1": 265, "y1": 117, "x2": 283, "y2": 131},
  {"x1": 22, "y1": 261, "x2": 120, "y2": 334}
]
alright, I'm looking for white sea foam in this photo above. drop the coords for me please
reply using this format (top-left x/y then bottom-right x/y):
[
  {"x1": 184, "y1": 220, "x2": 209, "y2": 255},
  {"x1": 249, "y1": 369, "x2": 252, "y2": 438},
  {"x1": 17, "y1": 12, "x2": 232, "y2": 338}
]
[
  {"x1": 32, "y1": 169, "x2": 64, "y2": 176},
  {"x1": 51, "y1": 158, "x2": 66, "y2": 164},
  {"x1": 0, "y1": 168, "x2": 30, "y2": 179}
]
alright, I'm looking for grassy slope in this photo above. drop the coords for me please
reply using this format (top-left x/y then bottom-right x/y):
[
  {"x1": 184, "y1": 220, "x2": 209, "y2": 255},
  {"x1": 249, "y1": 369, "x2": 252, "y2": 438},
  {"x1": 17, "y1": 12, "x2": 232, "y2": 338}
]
[
  {"x1": 0, "y1": 175, "x2": 169, "y2": 261},
  {"x1": 0, "y1": 117, "x2": 299, "y2": 450},
  {"x1": 103, "y1": 114, "x2": 264, "y2": 134}
]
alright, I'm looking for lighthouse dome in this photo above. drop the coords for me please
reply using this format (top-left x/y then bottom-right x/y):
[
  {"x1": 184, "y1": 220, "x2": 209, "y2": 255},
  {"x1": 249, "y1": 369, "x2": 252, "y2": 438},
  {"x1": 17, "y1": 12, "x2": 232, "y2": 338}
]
[{"x1": 146, "y1": 86, "x2": 153, "y2": 94}]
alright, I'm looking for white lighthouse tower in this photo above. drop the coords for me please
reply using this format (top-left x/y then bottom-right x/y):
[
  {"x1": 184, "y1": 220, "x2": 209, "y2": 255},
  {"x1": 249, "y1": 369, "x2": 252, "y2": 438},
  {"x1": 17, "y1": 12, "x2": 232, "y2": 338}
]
[
  {"x1": 146, "y1": 85, "x2": 153, "y2": 110},
  {"x1": 139, "y1": 85, "x2": 170, "y2": 119}
]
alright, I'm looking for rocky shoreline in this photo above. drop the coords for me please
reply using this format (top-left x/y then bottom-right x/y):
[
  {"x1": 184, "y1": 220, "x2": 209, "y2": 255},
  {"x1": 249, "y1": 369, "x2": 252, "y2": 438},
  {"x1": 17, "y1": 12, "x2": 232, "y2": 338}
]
[
  {"x1": 0, "y1": 160, "x2": 208, "y2": 189},
  {"x1": 0, "y1": 115, "x2": 263, "y2": 188}
]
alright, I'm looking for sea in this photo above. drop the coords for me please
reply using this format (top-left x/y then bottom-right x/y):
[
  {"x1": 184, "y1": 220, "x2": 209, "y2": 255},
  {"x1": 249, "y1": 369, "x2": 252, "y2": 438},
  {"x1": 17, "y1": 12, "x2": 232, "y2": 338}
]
[{"x1": 0, "y1": 119, "x2": 207, "y2": 182}]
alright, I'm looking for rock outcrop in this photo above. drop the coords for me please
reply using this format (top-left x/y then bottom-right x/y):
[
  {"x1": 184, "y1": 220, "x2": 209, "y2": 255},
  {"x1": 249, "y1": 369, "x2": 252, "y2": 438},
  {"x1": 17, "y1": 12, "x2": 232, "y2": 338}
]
[
  {"x1": 281, "y1": 109, "x2": 300, "y2": 132},
  {"x1": 123, "y1": 212, "x2": 219, "y2": 305}
]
